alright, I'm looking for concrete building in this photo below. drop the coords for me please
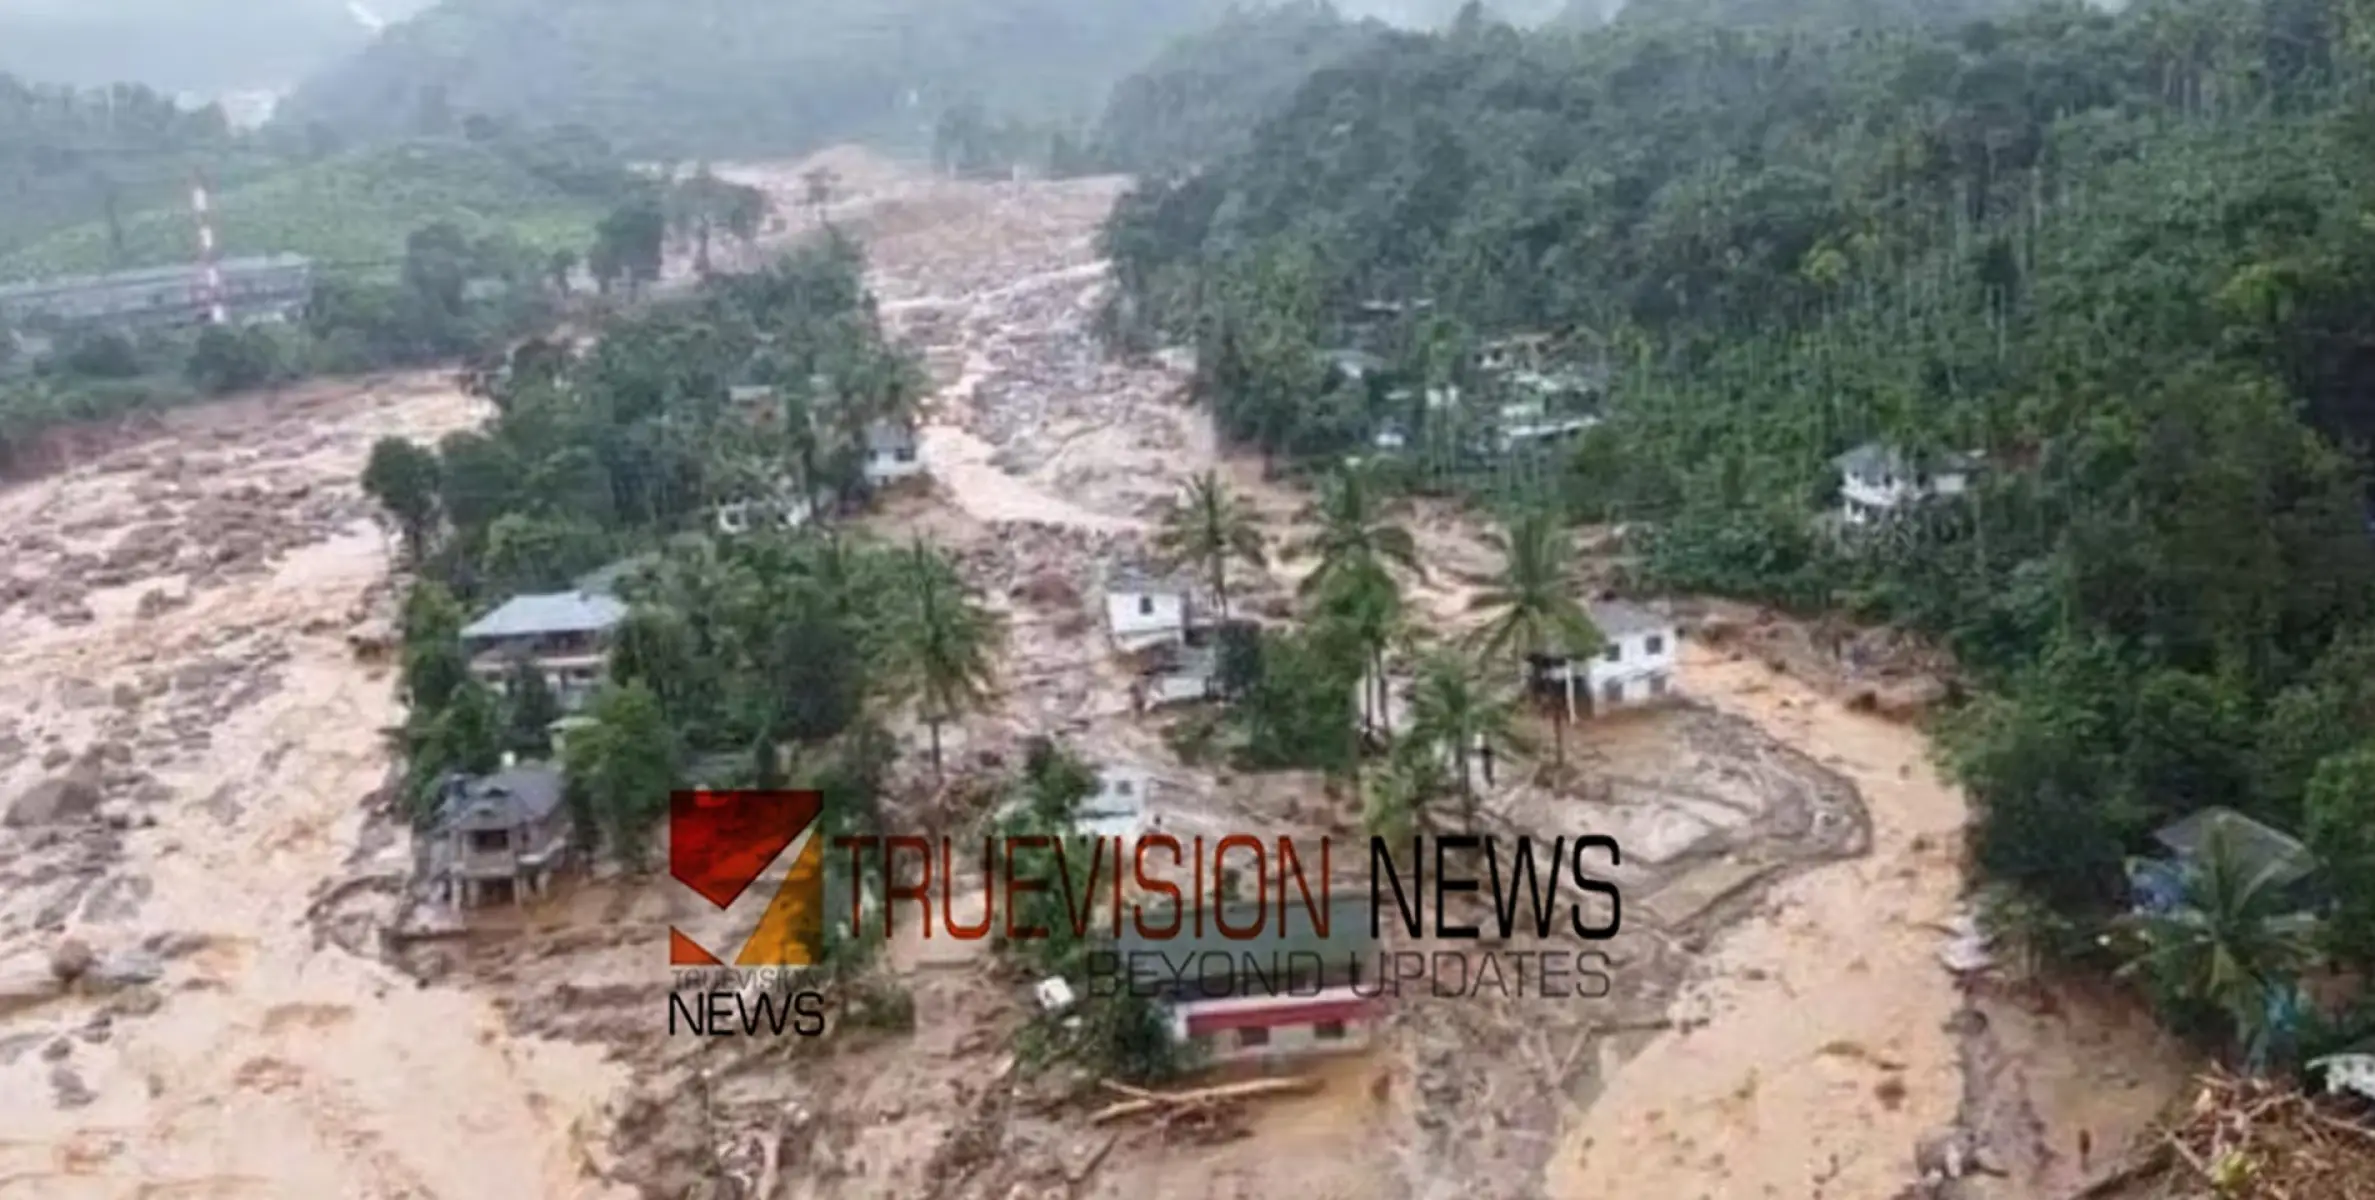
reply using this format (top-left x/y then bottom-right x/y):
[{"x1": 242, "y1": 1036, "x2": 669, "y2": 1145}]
[
  {"x1": 862, "y1": 418, "x2": 924, "y2": 486},
  {"x1": 1105, "y1": 568, "x2": 1192, "y2": 656},
  {"x1": 1833, "y1": 442, "x2": 1977, "y2": 527},
  {"x1": 1114, "y1": 892, "x2": 1379, "y2": 1068},
  {"x1": 1495, "y1": 399, "x2": 1599, "y2": 453},
  {"x1": 461, "y1": 590, "x2": 629, "y2": 712},
  {"x1": 429, "y1": 764, "x2": 571, "y2": 908},
  {"x1": 1474, "y1": 332, "x2": 1553, "y2": 375},
  {"x1": 1535, "y1": 599, "x2": 1680, "y2": 721},
  {"x1": 1136, "y1": 643, "x2": 1220, "y2": 710},
  {"x1": 713, "y1": 492, "x2": 814, "y2": 536},
  {"x1": 1080, "y1": 766, "x2": 1154, "y2": 840},
  {"x1": 0, "y1": 254, "x2": 314, "y2": 332}
]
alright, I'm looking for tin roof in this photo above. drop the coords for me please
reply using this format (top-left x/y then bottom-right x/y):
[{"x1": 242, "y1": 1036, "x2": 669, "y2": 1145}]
[
  {"x1": 462, "y1": 591, "x2": 628, "y2": 641},
  {"x1": 2153, "y1": 807, "x2": 2313, "y2": 889},
  {"x1": 1833, "y1": 442, "x2": 1980, "y2": 477},
  {"x1": 437, "y1": 765, "x2": 566, "y2": 828},
  {"x1": 1588, "y1": 598, "x2": 1672, "y2": 639}
]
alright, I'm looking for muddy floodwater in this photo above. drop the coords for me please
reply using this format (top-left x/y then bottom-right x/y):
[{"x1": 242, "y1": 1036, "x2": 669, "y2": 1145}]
[
  {"x1": 0, "y1": 148, "x2": 2189, "y2": 1200},
  {"x1": 0, "y1": 381, "x2": 629, "y2": 1200}
]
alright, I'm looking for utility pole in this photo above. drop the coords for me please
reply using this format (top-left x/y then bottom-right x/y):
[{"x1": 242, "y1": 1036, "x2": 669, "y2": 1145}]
[{"x1": 189, "y1": 170, "x2": 226, "y2": 326}]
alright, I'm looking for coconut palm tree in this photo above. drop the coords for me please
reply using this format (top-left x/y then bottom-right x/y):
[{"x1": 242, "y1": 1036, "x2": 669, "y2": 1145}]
[
  {"x1": 1363, "y1": 739, "x2": 1457, "y2": 840},
  {"x1": 875, "y1": 539, "x2": 1004, "y2": 785},
  {"x1": 1470, "y1": 506, "x2": 1601, "y2": 765},
  {"x1": 1154, "y1": 471, "x2": 1266, "y2": 621},
  {"x1": 2116, "y1": 826, "x2": 2319, "y2": 1060},
  {"x1": 1406, "y1": 648, "x2": 1526, "y2": 824},
  {"x1": 1312, "y1": 556, "x2": 1405, "y2": 736},
  {"x1": 1295, "y1": 461, "x2": 1421, "y2": 599}
]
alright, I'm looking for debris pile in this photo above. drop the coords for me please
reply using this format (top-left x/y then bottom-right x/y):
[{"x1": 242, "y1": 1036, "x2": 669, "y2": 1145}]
[{"x1": 2130, "y1": 1070, "x2": 2375, "y2": 1199}]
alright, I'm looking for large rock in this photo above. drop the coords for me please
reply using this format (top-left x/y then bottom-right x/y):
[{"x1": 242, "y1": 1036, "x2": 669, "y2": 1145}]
[
  {"x1": 6, "y1": 771, "x2": 104, "y2": 827},
  {"x1": 48, "y1": 937, "x2": 95, "y2": 982}
]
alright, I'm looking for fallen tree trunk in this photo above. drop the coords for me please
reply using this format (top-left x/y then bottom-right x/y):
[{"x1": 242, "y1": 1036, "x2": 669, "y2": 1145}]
[{"x1": 1088, "y1": 1076, "x2": 1321, "y2": 1125}]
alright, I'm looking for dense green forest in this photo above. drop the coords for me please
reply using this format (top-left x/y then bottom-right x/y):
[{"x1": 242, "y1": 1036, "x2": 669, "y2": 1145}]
[
  {"x1": 1090, "y1": 3, "x2": 1396, "y2": 174},
  {"x1": 278, "y1": 0, "x2": 1242, "y2": 159},
  {"x1": 1102, "y1": 0, "x2": 2375, "y2": 1062},
  {"x1": 363, "y1": 233, "x2": 956, "y2": 942}
]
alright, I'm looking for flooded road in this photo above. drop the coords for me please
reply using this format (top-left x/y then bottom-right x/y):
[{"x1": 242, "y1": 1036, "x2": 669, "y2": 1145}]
[{"x1": 0, "y1": 379, "x2": 628, "y2": 1200}]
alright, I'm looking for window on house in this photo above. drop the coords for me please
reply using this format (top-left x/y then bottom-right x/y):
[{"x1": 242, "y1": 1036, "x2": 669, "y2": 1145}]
[
  {"x1": 1138, "y1": 595, "x2": 1155, "y2": 616},
  {"x1": 1314, "y1": 1020, "x2": 1348, "y2": 1041},
  {"x1": 1238, "y1": 1026, "x2": 1271, "y2": 1049},
  {"x1": 1602, "y1": 680, "x2": 1624, "y2": 704},
  {"x1": 894, "y1": 445, "x2": 916, "y2": 463},
  {"x1": 1645, "y1": 635, "x2": 1665, "y2": 656},
  {"x1": 1648, "y1": 673, "x2": 1669, "y2": 697},
  {"x1": 468, "y1": 829, "x2": 511, "y2": 854},
  {"x1": 1602, "y1": 643, "x2": 1622, "y2": 663}
]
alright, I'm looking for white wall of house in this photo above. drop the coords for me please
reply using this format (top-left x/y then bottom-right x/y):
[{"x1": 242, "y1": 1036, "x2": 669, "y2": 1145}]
[
  {"x1": 1107, "y1": 588, "x2": 1188, "y2": 651},
  {"x1": 1170, "y1": 987, "x2": 1376, "y2": 1066},
  {"x1": 478, "y1": 654, "x2": 607, "y2": 713},
  {"x1": 1840, "y1": 464, "x2": 1969, "y2": 525},
  {"x1": 863, "y1": 422, "x2": 925, "y2": 484},
  {"x1": 1582, "y1": 623, "x2": 1678, "y2": 712}
]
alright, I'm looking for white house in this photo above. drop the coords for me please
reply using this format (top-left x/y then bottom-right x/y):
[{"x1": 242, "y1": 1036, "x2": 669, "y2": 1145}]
[
  {"x1": 1833, "y1": 442, "x2": 1977, "y2": 527},
  {"x1": 1536, "y1": 599, "x2": 1680, "y2": 721},
  {"x1": 1474, "y1": 332, "x2": 1552, "y2": 375},
  {"x1": 1080, "y1": 766, "x2": 1153, "y2": 840},
  {"x1": 862, "y1": 419, "x2": 925, "y2": 486},
  {"x1": 1115, "y1": 893, "x2": 1379, "y2": 1068},
  {"x1": 1496, "y1": 399, "x2": 1599, "y2": 453},
  {"x1": 1105, "y1": 569, "x2": 1191, "y2": 655}
]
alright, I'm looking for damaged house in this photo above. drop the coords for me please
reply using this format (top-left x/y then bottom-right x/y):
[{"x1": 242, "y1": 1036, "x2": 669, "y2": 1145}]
[
  {"x1": 426, "y1": 763, "x2": 572, "y2": 908},
  {"x1": 1529, "y1": 599, "x2": 1680, "y2": 722},
  {"x1": 1105, "y1": 566, "x2": 1230, "y2": 711},
  {"x1": 1114, "y1": 892, "x2": 1379, "y2": 1067}
]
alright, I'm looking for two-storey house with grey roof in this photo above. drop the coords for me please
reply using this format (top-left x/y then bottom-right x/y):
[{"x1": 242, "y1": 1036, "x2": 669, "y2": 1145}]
[{"x1": 460, "y1": 589, "x2": 629, "y2": 712}]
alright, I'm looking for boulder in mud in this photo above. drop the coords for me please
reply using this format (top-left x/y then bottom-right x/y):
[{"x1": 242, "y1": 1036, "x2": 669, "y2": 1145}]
[
  {"x1": 48, "y1": 937, "x2": 95, "y2": 982},
  {"x1": 49, "y1": 1064, "x2": 95, "y2": 1108},
  {"x1": 1872, "y1": 678, "x2": 1947, "y2": 721},
  {"x1": 6, "y1": 771, "x2": 104, "y2": 827},
  {"x1": 135, "y1": 588, "x2": 190, "y2": 619}
]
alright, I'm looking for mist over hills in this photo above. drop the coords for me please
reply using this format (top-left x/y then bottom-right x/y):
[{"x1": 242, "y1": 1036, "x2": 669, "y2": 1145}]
[
  {"x1": 0, "y1": 0, "x2": 435, "y2": 95},
  {"x1": 275, "y1": 0, "x2": 1248, "y2": 158}
]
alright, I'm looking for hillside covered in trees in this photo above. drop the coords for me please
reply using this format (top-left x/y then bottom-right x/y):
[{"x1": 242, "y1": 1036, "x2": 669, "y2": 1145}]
[
  {"x1": 278, "y1": 0, "x2": 1243, "y2": 159},
  {"x1": 1104, "y1": 0, "x2": 2375, "y2": 1060},
  {"x1": 1090, "y1": 3, "x2": 1397, "y2": 174}
]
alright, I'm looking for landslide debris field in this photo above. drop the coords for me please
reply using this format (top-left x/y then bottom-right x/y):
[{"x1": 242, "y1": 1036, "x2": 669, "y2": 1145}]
[{"x1": 0, "y1": 151, "x2": 2191, "y2": 1200}]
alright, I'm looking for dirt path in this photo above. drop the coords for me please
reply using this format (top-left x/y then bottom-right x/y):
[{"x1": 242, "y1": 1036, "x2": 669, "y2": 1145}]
[{"x1": 0, "y1": 376, "x2": 630, "y2": 1200}]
